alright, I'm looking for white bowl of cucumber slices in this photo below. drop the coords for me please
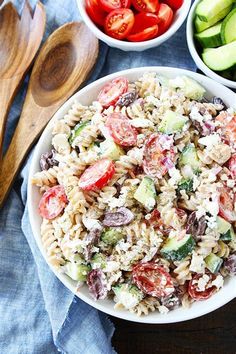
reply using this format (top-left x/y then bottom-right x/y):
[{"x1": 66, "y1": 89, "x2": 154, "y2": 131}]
[{"x1": 187, "y1": 0, "x2": 236, "y2": 89}]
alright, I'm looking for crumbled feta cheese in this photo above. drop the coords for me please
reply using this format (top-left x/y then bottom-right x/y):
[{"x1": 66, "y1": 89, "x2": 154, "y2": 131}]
[
  {"x1": 100, "y1": 125, "x2": 112, "y2": 139},
  {"x1": 103, "y1": 261, "x2": 120, "y2": 273},
  {"x1": 168, "y1": 167, "x2": 182, "y2": 186},
  {"x1": 196, "y1": 274, "x2": 210, "y2": 292},
  {"x1": 206, "y1": 214, "x2": 217, "y2": 229},
  {"x1": 116, "y1": 240, "x2": 131, "y2": 252},
  {"x1": 128, "y1": 147, "x2": 144, "y2": 164},
  {"x1": 114, "y1": 286, "x2": 141, "y2": 309},
  {"x1": 92, "y1": 101, "x2": 103, "y2": 112},
  {"x1": 190, "y1": 106, "x2": 204, "y2": 123},
  {"x1": 196, "y1": 206, "x2": 206, "y2": 219},
  {"x1": 220, "y1": 173, "x2": 228, "y2": 181},
  {"x1": 189, "y1": 252, "x2": 205, "y2": 273},
  {"x1": 158, "y1": 134, "x2": 174, "y2": 150},
  {"x1": 227, "y1": 179, "x2": 235, "y2": 188},
  {"x1": 158, "y1": 305, "x2": 169, "y2": 314},
  {"x1": 82, "y1": 216, "x2": 102, "y2": 231},
  {"x1": 91, "y1": 112, "x2": 103, "y2": 125},
  {"x1": 198, "y1": 133, "x2": 221, "y2": 151},
  {"x1": 146, "y1": 95, "x2": 160, "y2": 107},
  {"x1": 181, "y1": 165, "x2": 194, "y2": 179},
  {"x1": 207, "y1": 172, "x2": 217, "y2": 183},
  {"x1": 130, "y1": 118, "x2": 154, "y2": 128},
  {"x1": 205, "y1": 200, "x2": 219, "y2": 216},
  {"x1": 212, "y1": 274, "x2": 224, "y2": 290}
]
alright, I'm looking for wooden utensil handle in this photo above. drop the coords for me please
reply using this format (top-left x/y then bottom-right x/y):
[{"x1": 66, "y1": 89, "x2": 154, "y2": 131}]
[
  {"x1": 0, "y1": 76, "x2": 23, "y2": 159},
  {"x1": 0, "y1": 97, "x2": 45, "y2": 207}
]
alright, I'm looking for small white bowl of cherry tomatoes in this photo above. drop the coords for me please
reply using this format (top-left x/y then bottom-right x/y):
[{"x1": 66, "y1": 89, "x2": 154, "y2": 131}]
[{"x1": 77, "y1": 0, "x2": 191, "y2": 51}]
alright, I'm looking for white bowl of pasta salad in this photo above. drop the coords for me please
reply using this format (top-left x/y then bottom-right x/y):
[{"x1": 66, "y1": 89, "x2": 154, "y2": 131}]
[{"x1": 28, "y1": 67, "x2": 236, "y2": 323}]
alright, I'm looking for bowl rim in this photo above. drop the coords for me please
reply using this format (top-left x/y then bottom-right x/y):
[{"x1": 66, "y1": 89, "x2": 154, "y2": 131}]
[
  {"x1": 186, "y1": 0, "x2": 236, "y2": 89},
  {"x1": 77, "y1": 0, "x2": 192, "y2": 50},
  {"x1": 28, "y1": 66, "x2": 236, "y2": 324}
]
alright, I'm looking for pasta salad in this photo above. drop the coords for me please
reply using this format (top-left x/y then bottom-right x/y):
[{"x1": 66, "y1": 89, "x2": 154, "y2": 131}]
[{"x1": 32, "y1": 72, "x2": 236, "y2": 316}]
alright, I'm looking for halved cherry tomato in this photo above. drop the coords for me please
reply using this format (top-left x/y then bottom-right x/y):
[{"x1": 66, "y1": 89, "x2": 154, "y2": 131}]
[
  {"x1": 188, "y1": 274, "x2": 216, "y2": 300},
  {"x1": 132, "y1": 262, "x2": 175, "y2": 298},
  {"x1": 156, "y1": 3, "x2": 173, "y2": 35},
  {"x1": 79, "y1": 158, "x2": 115, "y2": 191},
  {"x1": 163, "y1": 0, "x2": 183, "y2": 10},
  {"x1": 218, "y1": 187, "x2": 236, "y2": 222},
  {"x1": 98, "y1": 77, "x2": 128, "y2": 107},
  {"x1": 132, "y1": 0, "x2": 159, "y2": 13},
  {"x1": 127, "y1": 24, "x2": 159, "y2": 41},
  {"x1": 143, "y1": 133, "x2": 175, "y2": 177},
  {"x1": 85, "y1": 0, "x2": 106, "y2": 26},
  {"x1": 223, "y1": 115, "x2": 236, "y2": 144},
  {"x1": 228, "y1": 155, "x2": 236, "y2": 179},
  {"x1": 99, "y1": 0, "x2": 121, "y2": 12},
  {"x1": 121, "y1": 0, "x2": 131, "y2": 6},
  {"x1": 130, "y1": 12, "x2": 159, "y2": 33},
  {"x1": 105, "y1": 112, "x2": 138, "y2": 146},
  {"x1": 105, "y1": 8, "x2": 135, "y2": 40},
  {"x1": 39, "y1": 185, "x2": 68, "y2": 220},
  {"x1": 215, "y1": 112, "x2": 236, "y2": 145}
]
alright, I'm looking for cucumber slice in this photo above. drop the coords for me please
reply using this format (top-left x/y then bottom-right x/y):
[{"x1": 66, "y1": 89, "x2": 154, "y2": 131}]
[
  {"x1": 195, "y1": 22, "x2": 222, "y2": 48},
  {"x1": 161, "y1": 234, "x2": 195, "y2": 261},
  {"x1": 90, "y1": 253, "x2": 106, "y2": 269},
  {"x1": 220, "y1": 227, "x2": 235, "y2": 241},
  {"x1": 202, "y1": 41, "x2": 236, "y2": 71},
  {"x1": 170, "y1": 76, "x2": 206, "y2": 100},
  {"x1": 216, "y1": 216, "x2": 231, "y2": 234},
  {"x1": 66, "y1": 262, "x2": 90, "y2": 281},
  {"x1": 101, "y1": 228, "x2": 124, "y2": 246},
  {"x1": 134, "y1": 176, "x2": 156, "y2": 211},
  {"x1": 177, "y1": 178, "x2": 194, "y2": 194},
  {"x1": 69, "y1": 121, "x2": 91, "y2": 145},
  {"x1": 229, "y1": 229, "x2": 236, "y2": 249},
  {"x1": 216, "y1": 216, "x2": 234, "y2": 241},
  {"x1": 179, "y1": 144, "x2": 201, "y2": 172},
  {"x1": 221, "y1": 8, "x2": 236, "y2": 44},
  {"x1": 195, "y1": 0, "x2": 233, "y2": 23},
  {"x1": 205, "y1": 253, "x2": 223, "y2": 274},
  {"x1": 158, "y1": 110, "x2": 188, "y2": 134},
  {"x1": 100, "y1": 139, "x2": 124, "y2": 160},
  {"x1": 195, "y1": 5, "x2": 233, "y2": 32}
]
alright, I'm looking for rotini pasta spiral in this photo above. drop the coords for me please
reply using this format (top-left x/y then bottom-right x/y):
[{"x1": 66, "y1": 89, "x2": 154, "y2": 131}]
[
  {"x1": 63, "y1": 101, "x2": 97, "y2": 127},
  {"x1": 174, "y1": 257, "x2": 192, "y2": 285},
  {"x1": 129, "y1": 297, "x2": 160, "y2": 316},
  {"x1": 41, "y1": 218, "x2": 65, "y2": 268},
  {"x1": 213, "y1": 241, "x2": 230, "y2": 258},
  {"x1": 32, "y1": 166, "x2": 59, "y2": 187},
  {"x1": 72, "y1": 124, "x2": 99, "y2": 152},
  {"x1": 197, "y1": 232, "x2": 219, "y2": 257},
  {"x1": 52, "y1": 119, "x2": 71, "y2": 136}
]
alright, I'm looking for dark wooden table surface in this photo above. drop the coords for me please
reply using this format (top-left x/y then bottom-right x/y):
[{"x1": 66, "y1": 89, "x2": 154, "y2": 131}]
[{"x1": 110, "y1": 299, "x2": 236, "y2": 354}]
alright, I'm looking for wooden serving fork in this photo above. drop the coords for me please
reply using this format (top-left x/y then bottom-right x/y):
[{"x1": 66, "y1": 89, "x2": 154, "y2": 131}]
[
  {"x1": 0, "y1": 22, "x2": 99, "y2": 207},
  {"x1": 0, "y1": 0, "x2": 46, "y2": 158}
]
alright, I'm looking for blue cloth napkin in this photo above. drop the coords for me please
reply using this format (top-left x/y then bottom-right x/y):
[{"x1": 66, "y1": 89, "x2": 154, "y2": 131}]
[{"x1": 0, "y1": 0, "x2": 196, "y2": 353}]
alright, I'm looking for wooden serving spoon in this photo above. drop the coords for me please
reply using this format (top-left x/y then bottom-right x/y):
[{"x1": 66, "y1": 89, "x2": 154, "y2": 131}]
[
  {"x1": 0, "y1": 21, "x2": 99, "y2": 207},
  {"x1": 0, "y1": 1, "x2": 46, "y2": 158}
]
